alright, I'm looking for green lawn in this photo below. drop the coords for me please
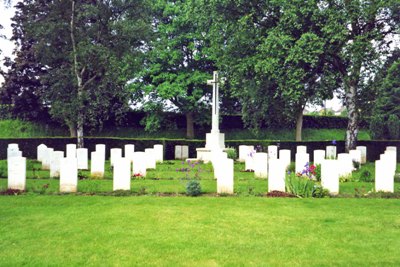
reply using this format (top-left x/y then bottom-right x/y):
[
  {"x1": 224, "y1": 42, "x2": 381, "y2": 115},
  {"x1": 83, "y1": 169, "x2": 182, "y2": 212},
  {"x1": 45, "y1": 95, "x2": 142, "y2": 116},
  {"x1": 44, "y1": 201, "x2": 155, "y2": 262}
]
[{"x1": 0, "y1": 196, "x2": 399, "y2": 266}]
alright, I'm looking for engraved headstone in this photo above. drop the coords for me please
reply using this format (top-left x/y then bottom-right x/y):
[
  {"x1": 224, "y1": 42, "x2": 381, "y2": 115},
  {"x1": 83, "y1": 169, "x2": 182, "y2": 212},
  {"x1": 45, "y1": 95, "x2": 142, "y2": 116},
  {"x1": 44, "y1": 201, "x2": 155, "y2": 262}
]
[
  {"x1": 37, "y1": 144, "x2": 47, "y2": 162},
  {"x1": 132, "y1": 152, "x2": 147, "y2": 177},
  {"x1": 321, "y1": 159, "x2": 339, "y2": 195},
  {"x1": 50, "y1": 151, "x2": 64, "y2": 178},
  {"x1": 268, "y1": 158, "x2": 286, "y2": 192},
  {"x1": 268, "y1": 146, "x2": 278, "y2": 160},
  {"x1": 91, "y1": 151, "x2": 105, "y2": 178},
  {"x1": 66, "y1": 144, "x2": 77, "y2": 158},
  {"x1": 110, "y1": 148, "x2": 122, "y2": 167},
  {"x1": 295, "y1": 153, "x2": 309, "y2": 174},
  {"x1": 60, "y1": 157, "x2": 78, "y2": 193},
  {"x1": 254, "y1": 152, "x2": 268, "y2": 178},
  {"x1": 356, "y1": 146, "x2": 367, "y2": 164},
  {"x1": 279, "y1": 149, "x2": 291, "y2": 170},
  {"x1": 113, "y1": 157, "x2": 131, "y2": 191},
  {"x1": 217, "y1": 158, "x2": 234, "y2": 194},
  {"x1": 313, "y1": 150, "x2": 325, "y2": 166},
  {"x1": 153, "y1": 144, "x2": 164, "y2": 163},
  {"x1": 7, "y1": 156, "x2": 26, "y2": 191}
]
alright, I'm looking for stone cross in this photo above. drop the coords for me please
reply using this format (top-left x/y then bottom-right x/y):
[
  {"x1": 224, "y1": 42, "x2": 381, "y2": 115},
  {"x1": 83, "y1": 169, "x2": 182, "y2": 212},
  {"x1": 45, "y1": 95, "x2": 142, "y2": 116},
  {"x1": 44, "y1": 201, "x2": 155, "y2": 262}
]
[{"x1": 207, "y1": 71, "x2": 221, "y2": 134}]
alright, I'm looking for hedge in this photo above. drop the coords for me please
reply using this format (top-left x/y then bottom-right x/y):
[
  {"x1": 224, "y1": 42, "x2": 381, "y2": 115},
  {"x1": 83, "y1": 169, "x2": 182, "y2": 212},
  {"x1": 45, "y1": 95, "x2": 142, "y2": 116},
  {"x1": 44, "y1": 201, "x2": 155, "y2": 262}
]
[{"x1": 0, "y1": 138, "x2": 397, "y2": 162}]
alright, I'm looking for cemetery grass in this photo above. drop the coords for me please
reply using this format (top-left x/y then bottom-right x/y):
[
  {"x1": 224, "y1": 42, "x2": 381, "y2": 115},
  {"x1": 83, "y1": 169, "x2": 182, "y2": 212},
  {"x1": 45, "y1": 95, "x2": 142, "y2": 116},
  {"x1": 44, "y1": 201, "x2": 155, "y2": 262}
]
[
  {"x1": 0, "y1": 197, "x2": 400, "y2": 266},
  {"x1": 0, "y1": 119, "x2": 372, "y2": 140}
]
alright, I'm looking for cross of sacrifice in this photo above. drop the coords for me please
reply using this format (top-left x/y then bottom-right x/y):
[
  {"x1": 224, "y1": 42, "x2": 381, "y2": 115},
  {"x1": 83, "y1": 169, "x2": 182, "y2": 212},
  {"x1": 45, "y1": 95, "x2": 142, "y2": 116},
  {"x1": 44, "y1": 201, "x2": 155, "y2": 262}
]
[{"x1": 207, "y1": 71, "x2": 221, "y2": 134}]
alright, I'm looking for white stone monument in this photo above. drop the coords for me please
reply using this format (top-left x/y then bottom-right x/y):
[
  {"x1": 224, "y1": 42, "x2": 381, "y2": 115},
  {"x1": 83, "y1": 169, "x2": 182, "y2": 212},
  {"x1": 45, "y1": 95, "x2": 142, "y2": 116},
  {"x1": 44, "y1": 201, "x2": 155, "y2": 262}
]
[
  {"x1": 8, "y1": 156, "x2": 26, "y2": 190},
  {"x1": 196, "y1": 71, "x2": 225, "y2": 161},
  {"x1": 110, "y1": 148, "x2": 122, "y2": 167},
  {"x1": 337, "y1": 153, "x2": 353, "y2": 177},
  {"x1": 321, "y1": 159, "x2": 339, "y2": 195},
  {"x1": 153, "y1": 144, "x2": 164, "y2": 163},
  {"x1": 113, "y1": 157, "x2": 131, "y2": 191},
  {"x1": 254, "y1": 152, "x2": 268, "y2": 178},
  {"x1": 37, "y1": 144, "x2": 47, "y2": 162},
  {"x1": 268, "y1": 158, "x2": 286, "y2": 192},
  {"x1": 313, "y1": 150, "x2": 325, "y2": 166},
  {"x1": 50, "y1": 151, "x2": 64, "y2": 178},
  {"x1": 7, "y1": 143, "x2": 19, "y2": 159},
  {"x1": 239, "y1": 145, "x2": 254, "y2": 162},
  {"x1": 212, "y1": 151, "x2": 228, "y2": 179},
  {"x1": 326, "y1": 146, "x2": 337, "y2": 159},
  {"x1": 296, "y1": 146, "x2": 307, "y2": 154},
  {"x1": 217, "y1": 158, "x2": 234, "y2": 194},
  {"x1": 60, "y1": 157, "x2": 78, "y2": 193},
  {"x1": 268, "y1": 145, "x2": 278, "y2": 160},
  {"x1": 76, "y1": 148, "x2": 88, "y2": 170},
  {"x1": 145, "y1": 148, "x2": 157, "y2": 169},
  {"x1": 66, "y1": 144, "x2": 77, "y2": 158},
  {"x1": 124, "y1": 144, "x2": 135, "y2": 162},
  {"x1": 91, "y1": 151, "x2": 104, "y2": 178},
  {"x1": 95, "y1": 144, "x2": 106, "y2": 162},
  {"x1": 279, "y1": 149, "x2": 291, "y2": 170},
  {"x1": 375, "y1": 159, "x2": 394, "y2": 193},
  {"x1": 349, "y1": 149, "x2": 361, "y2": 166},
  {"x1": 132, "y1": 152, "x2": 147, "y2": 177},
  {"x1": 356, "y1": 146, "x2": 367, "y2": 164},
  {"x1": 295, "y1": 153, "x2": 309, "y2": 174},
  {"x1": 175, "y1": 145, "x2": 189, "y2": 160},
  {"x1": 42, "y1": 147, "x2": 54, "y2": 170}
]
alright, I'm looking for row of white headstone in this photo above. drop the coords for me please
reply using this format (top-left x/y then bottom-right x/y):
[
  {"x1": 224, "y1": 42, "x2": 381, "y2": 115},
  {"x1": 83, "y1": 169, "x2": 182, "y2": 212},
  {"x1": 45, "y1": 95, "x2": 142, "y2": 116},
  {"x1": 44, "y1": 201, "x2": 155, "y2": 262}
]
[{"x1": 6, "y1": 143, "x2": 165, "y2": 192}]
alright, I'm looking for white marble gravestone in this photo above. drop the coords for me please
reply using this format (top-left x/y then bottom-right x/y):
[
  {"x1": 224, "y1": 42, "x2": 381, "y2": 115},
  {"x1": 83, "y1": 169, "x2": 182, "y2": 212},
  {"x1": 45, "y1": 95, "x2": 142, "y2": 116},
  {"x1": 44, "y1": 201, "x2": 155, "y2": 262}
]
[
  {"x1": 91, "y1": 151, "x2": 104, "y2": 178},
  {"x1": 356, "y1": 146, "x2": 367, "y2": 164},
  {"x1": 295, "y1": 153, "x2": 309, "y2": 174},
  {"x1": 124, "y1": 144, "x2": 135, "y2": 162},
  {"x1": 245, "y1": 151, "x2": 256, "y2": 171},
  {"x1": 313, "y1": 150, "x2": 325, "y2": 166},
  {"x1": 279, "y1": 149, "x2": 291, "y2": 170},
  {"x1": 66, "y1": 144, "x2": 77, "y2": 158},
  {"x1": 76, "y1": 148, "x2": 88, "y2": 170},
  {"x1": 212, "y1": 151, "x2": 228, "y2": 179},
  {"x1": 217, "y1": 158, "x2": 234, "y2": 194},
  {"x1": 268, "y1": 146, "x2": 278, "y2": 160},
  {"x1": 381, "y1": 151, "x2": 397, "y2": 175},
  {"x1": 337, "y1": 153, "x2": 353, "y2": 177},
  {"x1": 7, "y1": 156, "x2": 26, "y2": 190},
  {"x1": 153, "y1": 144, "x2": 164, "y2": 163},
  {"x1": 238, "y1": 145, "x2": 253, "y2": 162},
  {"x1": 95, "y1": 144, "x2": 106, "y2": 162},
  {"x1": 321, "y1": 159, "x2": 339, "y2": 195},
  {"x1": 113, "y1": 157, "x2": 131, "y2": 191},
  {"x1": 386, "y1": 146, "x2": 397, "y2": 153},
  {"x1": 326, "y1": 146, "x2": 337, "y2": 159},
  {"x1": 42, "y1": 148, "x2": 54, "y2": 170},
  {"x1": 296, "y1": 146, "x2": 307, "y2": 154},
  {"x1": 50, "y1": 151, "x2": 64, "y2": 178},
  {"x1": 175, "y1": 145, "x2": 189, "y2": 160},
  {"x1": 60, "y1": 157, "x2": 78, "y2": 193},
  {"x1": 132, "y1": 152, "x2": 147, "y2": 177},
  {"x1": 268, "y1": 158, "x2": 286, "y2": 192},
  {"x1": 254, "y1": 152, "x2": 268, "y2": 178},
  {"x1": 145, "y1": 148, "x2": 157, "y2": 169},
  {"x1": 375, "y1": 159, "x2": 394, "y2": 193},
  {"x1": 7, "y1": 143, "x2": 19, "y2": 158},
  {"x1": 349, "y1": 149, "x2": 361, "y2": 166},
  {"x1": 110, "y1": 148, "x2": 122, "y2": 167},
  {"x1": 37, "y1": 144, "x2": 47, "y2": 162}
]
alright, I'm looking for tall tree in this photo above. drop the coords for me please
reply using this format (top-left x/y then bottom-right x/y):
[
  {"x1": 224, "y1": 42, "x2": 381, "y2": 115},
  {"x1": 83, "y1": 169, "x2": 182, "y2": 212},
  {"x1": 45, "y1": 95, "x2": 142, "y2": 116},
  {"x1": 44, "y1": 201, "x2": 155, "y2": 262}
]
[{"x1": 132, "y1": 0, "x2": 214, "y2": 139}]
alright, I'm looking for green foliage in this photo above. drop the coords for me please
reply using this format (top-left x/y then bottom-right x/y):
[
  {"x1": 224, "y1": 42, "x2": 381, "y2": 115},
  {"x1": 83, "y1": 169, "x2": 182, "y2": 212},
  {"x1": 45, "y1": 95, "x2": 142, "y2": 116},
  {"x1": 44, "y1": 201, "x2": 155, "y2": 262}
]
[
  {"x1": 370, "y1": 114, "x2": 385, "y2": 140},
  {"x1": 226, "y1": 148, "x2": 237, "y2": 160},
  {"x1": 285, "y1": 173, "x2": 316, "y2": 198},
  {"x1": 314, "y1": 164, "x2": 321, "y2": 182},
  {"x1": 387, "y1": 114, "x2": 400, "y2": 140},
  {"x1": 186, "y1": 180, "x2": 201, "y2": 196}
]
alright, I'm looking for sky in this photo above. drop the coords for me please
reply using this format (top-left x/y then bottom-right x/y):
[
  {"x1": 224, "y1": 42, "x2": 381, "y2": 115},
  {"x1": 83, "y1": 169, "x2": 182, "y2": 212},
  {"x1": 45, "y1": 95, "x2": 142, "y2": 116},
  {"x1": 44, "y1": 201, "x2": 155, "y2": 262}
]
[{"x1": 0, "y1": 4, "x2": 343, "y2": 111}]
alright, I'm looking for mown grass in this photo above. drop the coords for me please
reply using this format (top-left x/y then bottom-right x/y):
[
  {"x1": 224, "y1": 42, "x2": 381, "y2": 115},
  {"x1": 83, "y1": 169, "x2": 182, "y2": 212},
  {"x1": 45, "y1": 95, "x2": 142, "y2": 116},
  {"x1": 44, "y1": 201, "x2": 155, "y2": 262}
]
[
  {"x1": 0, "y1": 196, "x2": 399, "y2": 266},
  {"x1": 0, "y1": 119, "x2": 371, "y2": 140}
]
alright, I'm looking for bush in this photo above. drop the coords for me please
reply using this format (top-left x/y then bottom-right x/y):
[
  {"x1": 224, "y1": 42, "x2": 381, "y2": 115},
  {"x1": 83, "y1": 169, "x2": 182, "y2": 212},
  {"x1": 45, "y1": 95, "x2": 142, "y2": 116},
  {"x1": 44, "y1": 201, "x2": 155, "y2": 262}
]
[
  {"x1": 186, "y1": 180, "x2": 201, "y2": 196},
  {"x1": 226, "y1": 147, "x2": 237, "y2": 160},
  {"x1": 387, "y1": 114, "x2": 400, "y2": 140},
  {"x1": 369, "y1": 114, "x2": 385, "y2": 140}
]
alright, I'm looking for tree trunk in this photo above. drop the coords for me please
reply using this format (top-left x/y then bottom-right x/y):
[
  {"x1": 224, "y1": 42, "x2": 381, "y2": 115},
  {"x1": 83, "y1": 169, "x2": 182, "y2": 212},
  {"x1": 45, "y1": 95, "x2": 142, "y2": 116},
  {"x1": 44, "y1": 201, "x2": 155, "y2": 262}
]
[
  {"x1": 68, "y1": 122, "x2": 77, "y2": 137},
  {"x1": 295, "y1": 111, "x2": 303, "y2": 142},
  {"x1": 345, "y1": 84, "x2": 358, "y2": 152},
  {"x1": 77, "y1": 111, "x2": 84, "y2": 148},
  {"x1": 186, "y1": 112, "x2": 195, "y2": 139}
]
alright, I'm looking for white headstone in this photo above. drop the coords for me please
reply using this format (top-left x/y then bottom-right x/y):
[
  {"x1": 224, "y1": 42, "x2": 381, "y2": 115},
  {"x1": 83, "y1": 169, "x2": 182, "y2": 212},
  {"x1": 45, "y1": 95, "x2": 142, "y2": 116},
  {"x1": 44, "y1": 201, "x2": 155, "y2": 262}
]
[
  {"x1": 326, "y1": 146, "x2": 337, "y2": 159},
  {"x1": 239, "y1": 145, "x2": 254, "y2": 162},
  {"x1": 153, "y1": 144, "x2": 164, "y2": 163},
  {"x1": 349, "y1": 149, "x2": 361, "y2": 166},
  {"x1": 375, "y1": 159, "x2": 394, "y2": 193},
  {"x1": 175, "y1": 145, "x2": 182, "y2": 160},
  {"x1": 297, "y1": 146, "x2": 307, "y2": 154},
  {"x1": 279, "y1": 149, "x2": 291, "y2": 170},
  {"x1": 313, "y1": 150, "x2": 325, "y2": 166},
  {"x1": 212, "y1": 151, "x2": 228, "y2": 179},
  {"x1": 356, "y1": 146, "x2": 367, "y2": 164},
  {"x1": 7, "y1": 143, "x2": 20, "y2": 159},
  {"x1": 381, "y1": 151, "x2": 396, "y2": 175},
  {"x1": 110, "y1": 148, "x2": 122, "y2": 167},
  {"x1": 50, "y1": 151, "x2": 64, "y2": 178},
  {"x1": 268, "y1": 159, "x2": 286, "y2": 192},
  {"x1": 91, "y1": 151, "x2": 104, "y2": 178},
  {"x1": 254, "y1": 152, "x2": 268, "y2": 178},
  {"x1": 145, "y1": 148, "x2": 157, "y2": 169},
  {"x1": 182, "y1": 145, "x2": 189, "y2": 159},
  {"x1": 60, "y1": 157, "x2": 78, "y2": 193},
  {"x1": 245, "y1": 151, "x2": 256, "y2": 171},
  {"x1": 132, "y1": 152, "x2": 147, "y2": 177},
  {"x1": 77, "y1": 148, "x2": 88, "y2": 170},
  {"x1": 95, "y1": 144, "x2": 106, "y2": 162},
  {"x1": 386, "y1": 146, "x2": 397, "y2": 152},
  {"x1": 113, "y1": 157, "x2": 131, "y2": 191},
  {"x1": 268, "y1": 146, "x2": 278, "y2": 160},
  {"x1": 42, "y1": 148, "x2": 54, "y2": 170},
  {"x1": 66, "y1": 144, "x2": 77, "y2": 158},
  {"x1": 321, "y1": 159, "x2": 339, "y2": 195},
  {"x1": 37, "y1": 144, "x2": 47, "y2": 162},
  {"x1": 124, "y1": 144, "x2": 135, "y2": 162},
  {"x1": 7, "y1": 156, "x2": 26, "y2": 191},
  {"x1": 295, "y1": 153, "x2": 310, "y2": 174},
  {"x1": 337, "y1": 153, "x2": 352, "y2": 178},
  {"x1": 217, "y1": 158, "x2": 234, "y2": 194}
]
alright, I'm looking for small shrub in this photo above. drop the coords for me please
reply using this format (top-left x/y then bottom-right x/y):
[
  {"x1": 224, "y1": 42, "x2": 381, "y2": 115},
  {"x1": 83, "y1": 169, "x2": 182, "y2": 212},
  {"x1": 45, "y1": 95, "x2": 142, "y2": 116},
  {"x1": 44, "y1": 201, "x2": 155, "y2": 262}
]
[
  {"x1": 369, "y1": 114, "x2": 385, "y2": 140},
  {"x1": 186, "y1": 180, "x2": 201, "y2": 196},
  {"x1": 314, "y1": 164, "x2": 321, "y2": 182},
  {"x1": 0, "y1": 165, "x2": 7, "y2": 178},
  {"x1": 285, "y1": 173, "x2": 315, "y2": 198},
  {"x1": 387, "y1": 114, "x2": 400, "y2": 140},
  {"x1": 226, "y1": 147, "x2": 237, "y2": 160},
  {"x1": 352, "y1": 160, "x2": 360, "y2": 170},
  {"x1": 287, "y1": 162, "x2": 295, "y2": 173},
  {"x1": 360, "y1": 170, "x2": 374, "y2": 182}
]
